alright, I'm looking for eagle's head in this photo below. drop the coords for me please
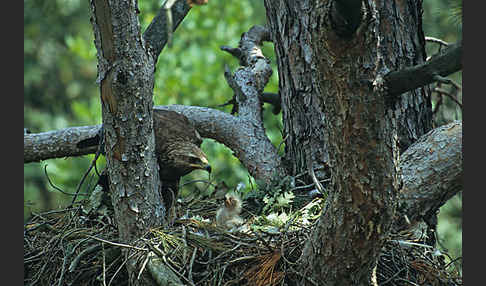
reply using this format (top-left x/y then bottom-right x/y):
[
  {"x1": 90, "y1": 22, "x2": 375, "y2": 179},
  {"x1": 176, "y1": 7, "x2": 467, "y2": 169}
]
[
  {"x1": 158, "y1": 142, "x2": 211, "y2": 181},
  {"x1": 153, "y1": 109, "x2": 212, "y2": 182}
]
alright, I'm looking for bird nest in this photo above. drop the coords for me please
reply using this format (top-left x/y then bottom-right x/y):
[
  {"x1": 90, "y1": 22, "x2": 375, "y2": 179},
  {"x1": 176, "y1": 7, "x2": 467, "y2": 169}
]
[{"x1": 24, "y1": 192, "x2": 462, "y2": 286}]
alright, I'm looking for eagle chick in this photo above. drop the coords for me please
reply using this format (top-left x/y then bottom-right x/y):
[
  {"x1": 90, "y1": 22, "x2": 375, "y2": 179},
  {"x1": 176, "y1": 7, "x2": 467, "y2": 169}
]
[{"x1": 216, "y1": 193, "x2": 244, "y2": 229}]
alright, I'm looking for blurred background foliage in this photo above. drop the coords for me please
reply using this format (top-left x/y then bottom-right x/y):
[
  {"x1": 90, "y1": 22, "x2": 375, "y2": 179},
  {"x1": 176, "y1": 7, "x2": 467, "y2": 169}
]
[{"x1": 24, "y1": 0, "x2": 461, "y2": 271}]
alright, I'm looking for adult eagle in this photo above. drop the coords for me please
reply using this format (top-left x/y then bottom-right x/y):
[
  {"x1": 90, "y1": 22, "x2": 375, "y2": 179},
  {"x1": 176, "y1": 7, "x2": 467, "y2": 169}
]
[
  {"x1": 153, "y1": 109, "x2": 211, "y2": 214},
  {"x1": 86, "y1": 109, "x2": 211, "y2": 218}
]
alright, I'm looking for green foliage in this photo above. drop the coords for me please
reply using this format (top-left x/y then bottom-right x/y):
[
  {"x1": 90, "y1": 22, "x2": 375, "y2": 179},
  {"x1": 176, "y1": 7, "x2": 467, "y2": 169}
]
[
  {"x1": 24, "y1": 0, "x2": 461, "y2": 265},
  {"x1": 24, "y1": 0, "x2": 278, "y2": 221},
  {"x1": 142, "y1": 1, "x2": 282, "y2": 191},
  {"x1": 423, "y1": 0, "x2": 462, "y2": 40},
  {"x1": 24, "y1": 0, "x2": 98, "y2": 123},
  {"x1": 263, "y1": 191, "x2": 295, "y2": 213},
  {"x1": 252, "y1": 212, "x2": 290, "y2": 232},
  {"x1": 250, "y1": 196, "x2": 324, "y2": 236}
]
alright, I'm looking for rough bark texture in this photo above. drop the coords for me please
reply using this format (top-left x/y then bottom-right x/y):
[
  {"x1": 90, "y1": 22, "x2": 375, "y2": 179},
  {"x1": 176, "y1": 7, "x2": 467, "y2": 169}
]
[
  {"x1": 24, "y1": 125, "x2": 101, "y2": 163},
  {"x1": 374, "y1": 0, "x2": 434, "y2": 154},
  {"x1": 157, "y1": 106, "x2": 285, "y2": 184},
  {"x1": 89, "y1": 1, "x2": 164, "y2": 284},
  {"x1": 26, "y1": 0, "x2": 461, "y2": 283},
  {"x1": 397, "y1": 120, "x2": 462, "y2": 228},
  {"x1": 221, "y1": 25, "x2": 286, "y2": 185},
  {"x1": 264, "y1": 0, "x2": 433, "y2": 185},
  {"x1": 90, "y1": 0, "x2": 163, "y2": 238},
  {"x1": 384, "y1": 41, "x2": 463, "y2": 98},
  {"x1": 24, "y1": 104, "x2": 284, "y2": 185},
  {"x1": 263, "y1": 0, "x2": 433, "y2": 284},
  {"x1": 264, "y1": 0, "x2": 330, "y2": 184},
  {"x1": 23, "y1": 112, "x2": 462, "y2": 223}
]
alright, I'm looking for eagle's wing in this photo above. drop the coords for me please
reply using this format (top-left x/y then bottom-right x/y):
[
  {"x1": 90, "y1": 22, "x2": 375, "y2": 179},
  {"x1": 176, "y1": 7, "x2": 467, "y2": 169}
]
[
  {"x1": 153, "y1": 109, "x2": 203, "y2": 155},
  {"x1": 153, "y1": 109, "x2": 209, "y2": 220}
]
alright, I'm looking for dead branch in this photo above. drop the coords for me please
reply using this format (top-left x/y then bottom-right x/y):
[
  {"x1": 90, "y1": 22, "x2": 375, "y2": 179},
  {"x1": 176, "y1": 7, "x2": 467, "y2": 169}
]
[
  {"x1": 44, "y1": 165, "x2": 79, "y2": 196},
  {"x1": 25, "y1": 104, "x2": 284, "y2": 184},
  {"x1": 433, "y1": 74, "x2": 462, "y2": 91},
  {"x1": 218, "y1": 25, "x2": 286, "y2": 184},
  {"x1": 425, "y1": 36, "x2": 449, "y2": 47},
  {"x1": 221, "y1": 25, "x2": 272, "y2": 120},
  {"x1": 154, "y1": 106, "x2": 285, "y2": 185},
  {"x1": 25, "y1": 24, "x2": 286, "y2": 186},
  {"x1": 433, "y1": 87, "x2": 462, "y2": 109},
  {"x1": 262, "y1": 92, "x2": 281, "y2": 114},
  {"x1": 25, "y1": 190, "x2": 462, "y2": 286}
]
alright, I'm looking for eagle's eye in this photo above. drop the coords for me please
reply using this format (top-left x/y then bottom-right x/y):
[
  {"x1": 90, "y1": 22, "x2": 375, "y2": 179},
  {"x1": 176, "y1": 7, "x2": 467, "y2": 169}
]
[{"x1": 189, "y1": 157, "x2": 200, "y2": 164}]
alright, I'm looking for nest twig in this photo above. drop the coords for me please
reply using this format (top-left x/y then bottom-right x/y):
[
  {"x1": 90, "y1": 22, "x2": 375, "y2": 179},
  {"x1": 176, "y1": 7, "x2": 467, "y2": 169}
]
[{"x1": 24, "y1": 187, "x2": 462, "y2": 286}]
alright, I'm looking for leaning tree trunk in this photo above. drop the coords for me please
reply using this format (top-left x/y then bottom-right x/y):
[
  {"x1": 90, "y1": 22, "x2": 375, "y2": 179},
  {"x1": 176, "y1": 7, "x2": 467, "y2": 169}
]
[{"x1": 264, "y1": 0, "x2": 433, "y2": 284}]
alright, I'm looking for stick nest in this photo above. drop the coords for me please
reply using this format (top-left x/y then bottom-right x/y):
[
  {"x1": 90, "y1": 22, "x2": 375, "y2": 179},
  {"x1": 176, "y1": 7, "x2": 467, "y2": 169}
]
[{"x1": 24, "y1": 190, "x2": 462, "y2": 286}]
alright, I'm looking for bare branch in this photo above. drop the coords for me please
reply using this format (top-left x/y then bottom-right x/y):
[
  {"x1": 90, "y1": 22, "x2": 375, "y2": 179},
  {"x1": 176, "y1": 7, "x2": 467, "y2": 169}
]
[
  {"x1": 143, "y1": 0, "x2": 191, "y2": 60},
  {"x1": 24, "y1": 110, "x2": 463, "y2": 221},
  {"x1": 219, "y1": 25, "x2": 286, "y2": 183},
  {"x1": 398, "y1": 121, "x2": 462, "y2": 227},
  {"x1": 433, "y1": 87, "x2": 462, "y2": 109},
  {"x1": 221, "y1": 25, "x2": 272, "y2": 120},
  {"x1": 24, "y1": 105, "x2": 285, "y2": 184},
  {"x1": 425, "y1": 36, "x2": 449, "y2": 47},
  {"x1": 220, "y1": 46, "x2": 243, "y2": 62},
  {"x1": 222, "y1": 25, "x2": 271, "y2": 65},
  {"x1": 261, "y1": 92, "x2": 281, "y2": 114},
  {"x1": 384, "y1": 41, "x2": 462, "y2": 98},
  {"x1": 433, "y1": 74, "x2": 462, "y2": 90},
  {"x1": 155, "y1": 105, "x2": 285, "y2": 184},
  {"x1": 24, "y1": 125, "x2": 101, "y2": 163}
]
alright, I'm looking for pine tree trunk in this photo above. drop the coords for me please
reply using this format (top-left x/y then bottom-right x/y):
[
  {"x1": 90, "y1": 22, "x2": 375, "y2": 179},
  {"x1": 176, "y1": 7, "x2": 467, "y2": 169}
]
[
  {"x1": 264, "y1": 0, "x2": 433, "y2": 284},
  {"x1": 89, "y1": 1, "x2": 164, "y2": 284},
  {"x1": 265, "y1": 0, "x2": 432, "y2": 182}
]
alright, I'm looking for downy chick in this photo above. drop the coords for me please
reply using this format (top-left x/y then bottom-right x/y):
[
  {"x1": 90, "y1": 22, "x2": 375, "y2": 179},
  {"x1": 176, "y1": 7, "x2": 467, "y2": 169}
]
[{"x1": 216, "y1": 193, "x2": 244, "y2": 229}]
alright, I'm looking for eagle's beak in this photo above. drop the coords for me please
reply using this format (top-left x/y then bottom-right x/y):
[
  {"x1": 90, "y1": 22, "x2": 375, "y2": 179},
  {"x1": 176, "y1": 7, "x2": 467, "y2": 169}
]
[
  {"x1": 204, "y1": 164, "x2": 212, "y2": 173},
  {"x1": 193, "y1": 155, "x2": 211, "y2": 173}
]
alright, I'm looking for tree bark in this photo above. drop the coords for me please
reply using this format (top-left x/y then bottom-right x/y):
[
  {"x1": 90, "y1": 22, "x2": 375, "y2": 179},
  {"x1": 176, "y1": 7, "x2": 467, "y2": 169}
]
[
  {"x1": 263, "y1": 0, "x2": 435, "y2": 284},
  {"x1": 23, "y1": 114, "x2": 462, "y2": 225},
  {"x1": 25, "y1": 0, "x2": 462, "y2": 284},
  {"x1": 219, "y1": 25, "x2": 286, "y2": 185},
  {"x1": 24, "y1": 104, "x2": 285, "y2": 184},
  {"x1": 397, "y1": 120, "x2": 462, "y2": 228},
  {"x1": 143, "y1": 0, "x2": 191, "y2": 62},
  {"x1": 24, "y1": 125, "x2": 100, "y2": 163},
  {"x1": 89, "y1": 1, "x2": 165, "y2": 284},
  {"x1": 264, "y1": 0, "x2": 433, "y2": 185},
  {"x1": 263, "y1": 0, "x2": 331, "y2": 185}
]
